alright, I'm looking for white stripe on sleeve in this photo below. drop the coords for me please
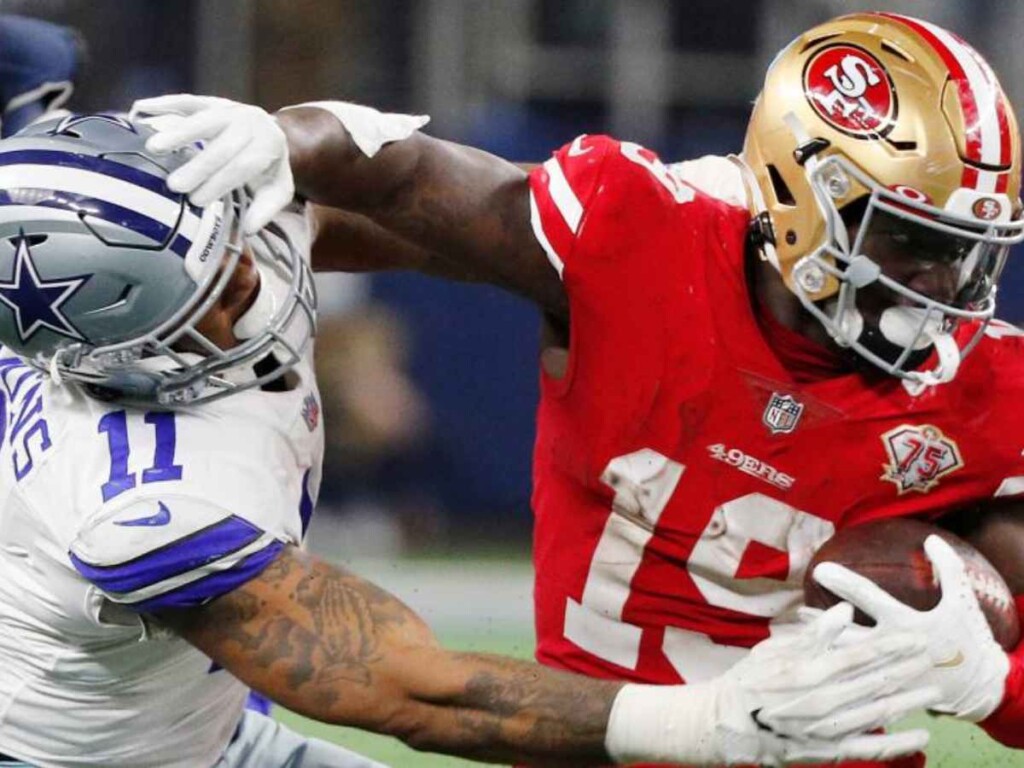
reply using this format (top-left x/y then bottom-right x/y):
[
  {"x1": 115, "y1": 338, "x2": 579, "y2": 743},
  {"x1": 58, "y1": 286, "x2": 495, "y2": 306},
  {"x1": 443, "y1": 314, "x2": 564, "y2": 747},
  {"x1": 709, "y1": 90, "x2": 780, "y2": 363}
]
[
  {"x1": 529, "y1": 190, "x2": 565, "y2": 279},
  {"x1": 542, "y1": 157, "x2": 584, "y2": 234}
]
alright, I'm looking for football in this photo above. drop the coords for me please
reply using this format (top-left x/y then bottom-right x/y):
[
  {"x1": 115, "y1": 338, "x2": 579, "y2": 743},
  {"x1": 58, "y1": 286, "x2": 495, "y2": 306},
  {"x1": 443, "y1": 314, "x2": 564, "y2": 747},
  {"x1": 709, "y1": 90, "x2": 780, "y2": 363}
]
[{"x1": 804, "y1": 517, "x2": 1021, "y2": 650}]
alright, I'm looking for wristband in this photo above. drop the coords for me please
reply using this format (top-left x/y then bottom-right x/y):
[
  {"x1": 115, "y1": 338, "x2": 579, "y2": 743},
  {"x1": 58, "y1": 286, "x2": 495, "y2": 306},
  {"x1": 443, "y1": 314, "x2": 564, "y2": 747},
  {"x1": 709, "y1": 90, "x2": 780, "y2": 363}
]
[
  {"x1": 279, "y1": 101, "x2": 429, "y2": 158},
  {"x1": 604, "y1": 682, "x2": 720, "y2": 765}
]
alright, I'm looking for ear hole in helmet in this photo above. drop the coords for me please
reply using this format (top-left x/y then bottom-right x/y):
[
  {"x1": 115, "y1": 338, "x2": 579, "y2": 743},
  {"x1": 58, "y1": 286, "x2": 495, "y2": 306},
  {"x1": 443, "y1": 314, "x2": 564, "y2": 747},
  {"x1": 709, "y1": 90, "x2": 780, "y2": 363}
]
[
  {"x1": 88, "y1": 283, "x2": 134, "y2": 314},
  {"x1": 9, "y1": 234, "x2": 47, "y2": 246},
  {"x1": 767, "y1": 164, "x2": 796, "y2": 206}
]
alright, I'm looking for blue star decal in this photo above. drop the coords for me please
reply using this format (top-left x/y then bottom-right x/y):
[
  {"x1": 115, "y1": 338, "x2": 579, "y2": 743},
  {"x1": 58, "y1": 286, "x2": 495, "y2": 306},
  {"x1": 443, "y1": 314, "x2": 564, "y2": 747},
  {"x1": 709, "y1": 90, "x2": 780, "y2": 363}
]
[
  {"x1": 49, "y1": 112, "x2": 137, "y2": 136},
  {"x1": 0, "y1": 235, "x2": 90, "y2": 343}
]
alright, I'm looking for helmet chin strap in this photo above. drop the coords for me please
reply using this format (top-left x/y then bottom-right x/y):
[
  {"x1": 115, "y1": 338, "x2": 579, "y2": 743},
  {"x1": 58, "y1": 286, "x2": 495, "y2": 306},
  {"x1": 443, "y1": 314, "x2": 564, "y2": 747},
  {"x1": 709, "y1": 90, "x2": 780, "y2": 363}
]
[
  {"x1": 826, "y1": 296, "x2": 961, "y2": 388},
  {"x1": 232, "y1": 231, "x2": 289, "y2": 342},
  {"x1": 904, "y1": 319, "x2": 960, "y2": 387},
  {"x1": 877, "y1": 305, "x2": 960, "y2": 385},
  {"x1": 232, "y1": 265, "x2": 276, "y2": 340}
]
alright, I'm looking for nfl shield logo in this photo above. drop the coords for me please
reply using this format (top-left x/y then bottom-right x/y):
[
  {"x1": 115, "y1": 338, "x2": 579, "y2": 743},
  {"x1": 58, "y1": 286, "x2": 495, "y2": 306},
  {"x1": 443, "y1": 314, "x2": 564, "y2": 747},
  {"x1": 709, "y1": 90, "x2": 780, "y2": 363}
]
[
  {"x1": 301, "y1": 392, "x2": 320, "y2": 432},
  {"x1": 763, "y1": 392, "x2": 804, "y2": 434}
]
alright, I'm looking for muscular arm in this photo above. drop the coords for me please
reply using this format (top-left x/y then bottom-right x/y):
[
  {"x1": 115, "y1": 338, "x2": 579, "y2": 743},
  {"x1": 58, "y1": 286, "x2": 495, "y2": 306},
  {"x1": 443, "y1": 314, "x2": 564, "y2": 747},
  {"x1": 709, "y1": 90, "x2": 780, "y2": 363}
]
[
  {"x1": 311, "y1": 206, "x2": 493, "y2": 283},
  {"x1": 157, "y1": 545, "x2": 618, "y2": 765},
  {"x1": 277, "y1": 107, "x2": 567, "y2": 318}
]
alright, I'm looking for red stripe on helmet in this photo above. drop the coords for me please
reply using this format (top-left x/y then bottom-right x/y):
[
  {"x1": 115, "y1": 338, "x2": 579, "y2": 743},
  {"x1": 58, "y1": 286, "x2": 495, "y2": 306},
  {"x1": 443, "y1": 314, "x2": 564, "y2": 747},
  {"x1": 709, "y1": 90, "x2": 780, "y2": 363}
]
[{"x1": 877, "y1": 13, "x2": 1011, "y2": 191}]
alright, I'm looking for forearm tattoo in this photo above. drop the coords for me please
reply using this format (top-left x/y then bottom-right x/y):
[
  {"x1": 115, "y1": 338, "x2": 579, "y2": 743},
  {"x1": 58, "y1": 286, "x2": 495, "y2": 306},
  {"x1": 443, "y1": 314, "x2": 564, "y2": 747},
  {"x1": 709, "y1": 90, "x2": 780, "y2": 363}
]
[
  {"x1": 159, "y1": 548, "x2": 410, "y2": 710},
  {"x1": 158, "y1": 547, "x2": 618, "y2": 764}
]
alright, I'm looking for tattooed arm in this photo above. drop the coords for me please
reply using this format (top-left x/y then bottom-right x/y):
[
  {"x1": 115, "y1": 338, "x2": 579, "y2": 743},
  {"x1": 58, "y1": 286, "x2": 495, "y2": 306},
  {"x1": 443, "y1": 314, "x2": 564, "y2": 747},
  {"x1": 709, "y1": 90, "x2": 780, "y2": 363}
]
[
  {"x1": 277, "y1": 107, "x2": 568, "y2": 319},
  {"x1": 157, "y1": 545, "x2": 618, "y2": 766},
  {"x1": 156, "y1": 545, "x2": 937, "y2": 766}
]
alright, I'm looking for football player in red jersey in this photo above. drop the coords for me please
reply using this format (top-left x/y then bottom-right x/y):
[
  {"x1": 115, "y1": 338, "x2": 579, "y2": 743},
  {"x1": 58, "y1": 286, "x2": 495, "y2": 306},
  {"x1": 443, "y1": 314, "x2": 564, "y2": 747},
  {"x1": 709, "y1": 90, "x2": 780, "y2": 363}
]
[{"x1": 134, "y1": 11, "x2": 1024, "y2": 767}]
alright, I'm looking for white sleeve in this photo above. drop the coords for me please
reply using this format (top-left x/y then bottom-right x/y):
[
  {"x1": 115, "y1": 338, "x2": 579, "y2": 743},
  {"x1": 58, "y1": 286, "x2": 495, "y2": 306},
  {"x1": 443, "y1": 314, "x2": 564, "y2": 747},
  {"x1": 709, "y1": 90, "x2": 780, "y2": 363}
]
[{"x1": 68, "y1": 491, "x2": 286, "y2": 612}]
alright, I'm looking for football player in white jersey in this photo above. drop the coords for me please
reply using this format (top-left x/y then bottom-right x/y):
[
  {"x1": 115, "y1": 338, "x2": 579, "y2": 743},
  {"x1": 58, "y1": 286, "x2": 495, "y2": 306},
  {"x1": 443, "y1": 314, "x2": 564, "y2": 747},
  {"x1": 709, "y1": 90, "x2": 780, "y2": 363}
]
[{"x1": 0, "y1": 111, "x2": 940, "y2": 768}]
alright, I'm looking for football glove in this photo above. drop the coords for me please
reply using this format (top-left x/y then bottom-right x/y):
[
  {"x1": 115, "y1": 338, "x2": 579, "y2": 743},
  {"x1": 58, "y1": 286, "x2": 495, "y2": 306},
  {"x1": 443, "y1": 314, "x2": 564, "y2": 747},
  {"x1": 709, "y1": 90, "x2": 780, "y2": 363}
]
[
  {"x1": 605, "y1": 602, "x2": 938, "y2": 766},
  {"x1": 131, "y1": 94, "x2": 293, "y2": 234},
  {"x1": 815, "y1": 534, "x2": 1011, "y2": 721}
]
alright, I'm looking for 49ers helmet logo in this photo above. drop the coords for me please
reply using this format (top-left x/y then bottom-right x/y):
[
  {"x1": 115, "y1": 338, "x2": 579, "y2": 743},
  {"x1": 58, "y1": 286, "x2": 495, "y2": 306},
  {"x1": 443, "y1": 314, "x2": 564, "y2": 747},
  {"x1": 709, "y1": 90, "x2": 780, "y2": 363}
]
[{"x1": 804, "y1": 45, "x2": 897, "y2": 138}]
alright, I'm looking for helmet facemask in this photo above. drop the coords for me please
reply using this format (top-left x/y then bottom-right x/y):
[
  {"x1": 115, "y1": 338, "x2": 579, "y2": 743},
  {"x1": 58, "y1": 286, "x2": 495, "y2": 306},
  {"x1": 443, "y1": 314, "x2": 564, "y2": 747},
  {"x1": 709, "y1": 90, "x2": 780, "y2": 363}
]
[
  {"x1": 46, "y1": 188, "x2": 317, "y2": 405},
  {"x1": 784, "y1": 149, "x2": 1024, "y2": 389}
]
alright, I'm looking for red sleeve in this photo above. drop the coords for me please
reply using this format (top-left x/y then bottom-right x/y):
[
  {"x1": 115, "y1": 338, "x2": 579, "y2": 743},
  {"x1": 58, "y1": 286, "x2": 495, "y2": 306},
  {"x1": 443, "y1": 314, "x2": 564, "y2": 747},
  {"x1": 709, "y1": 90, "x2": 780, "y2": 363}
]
[
  {"x1": 527, "y1": 134, "x2": 615, "y2": 280},
  {"x1": 981, "y1": 594, "x2": 1024, "y2": 747},
  {"x1": 526, "y1": 135, "x2": 701, "y2": 279}
]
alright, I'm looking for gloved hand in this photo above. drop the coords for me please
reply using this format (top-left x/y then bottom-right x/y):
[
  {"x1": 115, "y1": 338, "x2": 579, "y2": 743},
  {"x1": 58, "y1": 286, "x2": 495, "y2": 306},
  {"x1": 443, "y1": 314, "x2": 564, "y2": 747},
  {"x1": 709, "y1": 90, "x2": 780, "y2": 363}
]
[
  {"x1": 131, "y1": 94, "x2": 293, "y2": 234},
  {"x1": 605, "y1": 602, "x2": 939, "y2": 766},
  {"x1": 815, "y1": 534, "x2": 1011, "y2": 721}
]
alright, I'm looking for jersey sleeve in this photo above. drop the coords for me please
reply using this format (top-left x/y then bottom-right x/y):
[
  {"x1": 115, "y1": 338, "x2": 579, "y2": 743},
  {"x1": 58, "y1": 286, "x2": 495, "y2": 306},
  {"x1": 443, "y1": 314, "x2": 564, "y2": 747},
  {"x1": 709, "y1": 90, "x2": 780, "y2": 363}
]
[
  {"x1": 68, "y1": 491, "x2": 286, "y2": 613},
  {"x1": 528, "y1": 134, "x2": 613, "y2": 279},
  {"x1": 528, "y1": 134, "x2": 699, "y2": 281}
]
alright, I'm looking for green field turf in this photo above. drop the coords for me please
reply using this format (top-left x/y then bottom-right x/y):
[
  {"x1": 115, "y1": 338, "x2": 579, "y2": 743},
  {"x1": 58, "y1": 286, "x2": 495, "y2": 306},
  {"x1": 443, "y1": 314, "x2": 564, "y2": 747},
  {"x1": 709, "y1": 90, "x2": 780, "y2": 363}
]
[{"x1": 276, "y1": 628, "x2": 1024, "y2": 767}]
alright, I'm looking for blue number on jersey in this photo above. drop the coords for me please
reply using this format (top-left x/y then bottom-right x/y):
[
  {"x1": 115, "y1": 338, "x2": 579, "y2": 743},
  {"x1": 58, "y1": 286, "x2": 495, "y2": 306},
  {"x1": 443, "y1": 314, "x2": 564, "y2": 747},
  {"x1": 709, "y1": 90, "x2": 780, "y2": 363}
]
[{"x1": 98, "y1": 410, "x2": 184, "y2": 502}]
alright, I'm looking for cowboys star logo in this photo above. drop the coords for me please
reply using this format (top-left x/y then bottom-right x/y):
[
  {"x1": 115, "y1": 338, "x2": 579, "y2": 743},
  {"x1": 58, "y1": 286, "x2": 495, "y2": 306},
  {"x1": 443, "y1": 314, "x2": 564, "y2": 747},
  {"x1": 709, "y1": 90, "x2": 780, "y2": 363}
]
[
  {"x1": 881, "y1": 424, "x2": 963, "y2": 494},
  {"x1": 0, "y1": 234, "x2": 90, "y2": 343}
]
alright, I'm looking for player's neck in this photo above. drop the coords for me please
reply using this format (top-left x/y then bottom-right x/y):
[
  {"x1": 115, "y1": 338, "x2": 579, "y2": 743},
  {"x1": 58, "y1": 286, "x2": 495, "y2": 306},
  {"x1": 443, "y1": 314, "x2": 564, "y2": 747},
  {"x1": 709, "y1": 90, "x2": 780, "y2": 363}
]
[{"x1": 749, "y1": 254, "x2": 835, "y2": 349}]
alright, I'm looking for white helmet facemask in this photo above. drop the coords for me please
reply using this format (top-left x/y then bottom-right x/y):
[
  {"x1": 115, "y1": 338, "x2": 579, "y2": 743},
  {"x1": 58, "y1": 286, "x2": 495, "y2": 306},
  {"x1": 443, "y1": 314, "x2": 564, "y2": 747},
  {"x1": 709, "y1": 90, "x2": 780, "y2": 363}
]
[{"x1": 776, "y1": 117, "x2": 1024, "y2": 391}]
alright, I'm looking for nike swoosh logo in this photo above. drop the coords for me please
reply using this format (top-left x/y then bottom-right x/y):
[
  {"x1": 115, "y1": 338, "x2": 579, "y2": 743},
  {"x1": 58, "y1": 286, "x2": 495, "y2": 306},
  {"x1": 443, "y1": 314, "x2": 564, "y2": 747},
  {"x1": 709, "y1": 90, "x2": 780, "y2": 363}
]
[
  {"x1": 934, "y1": 650, "x2": 965, "y2": 669},
  {"x1": 114, "y1": 501, "x2": 172, "y2": 527},
  {"x1": 567, "y1": 135, "x2": 592, "y2": 157}
]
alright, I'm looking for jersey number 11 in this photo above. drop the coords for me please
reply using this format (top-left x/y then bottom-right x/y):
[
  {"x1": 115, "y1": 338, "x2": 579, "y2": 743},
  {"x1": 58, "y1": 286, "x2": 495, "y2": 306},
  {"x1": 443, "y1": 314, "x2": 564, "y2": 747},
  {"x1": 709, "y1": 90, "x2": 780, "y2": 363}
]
[{"x1": 98, "y1": 410, "x2": 183, "y2": 503}]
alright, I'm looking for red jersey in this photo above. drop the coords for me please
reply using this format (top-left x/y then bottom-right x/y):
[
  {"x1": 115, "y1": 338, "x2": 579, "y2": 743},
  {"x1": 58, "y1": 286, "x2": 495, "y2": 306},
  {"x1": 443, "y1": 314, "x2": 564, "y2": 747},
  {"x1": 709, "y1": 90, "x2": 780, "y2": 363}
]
[{"x1": 527, "y1": 135, "x2": 1024, "y2": 764}]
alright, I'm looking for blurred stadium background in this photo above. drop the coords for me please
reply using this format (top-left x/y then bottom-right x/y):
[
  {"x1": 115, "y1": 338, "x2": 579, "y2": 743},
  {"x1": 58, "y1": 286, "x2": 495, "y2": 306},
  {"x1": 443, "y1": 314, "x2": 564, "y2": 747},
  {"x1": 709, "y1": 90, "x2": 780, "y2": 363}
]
[{"x1": 5, "y1": 0, "x2": 1024, "y2": 765}]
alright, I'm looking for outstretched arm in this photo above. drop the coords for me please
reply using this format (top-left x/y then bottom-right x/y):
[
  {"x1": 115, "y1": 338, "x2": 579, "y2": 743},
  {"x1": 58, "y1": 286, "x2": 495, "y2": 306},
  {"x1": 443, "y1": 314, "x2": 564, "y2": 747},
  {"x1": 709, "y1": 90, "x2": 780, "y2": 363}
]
[
  {"x1": 279, "y1": 107, "x2": 566, "y2": 315},
  {"x1": 311, "y1": 205, "x2": 495, "y2": 283},
  {"x1": 132, "y1": 96, "x2": 566, "y2": 317},
  {"x1": 156, "y1": 544, "x2": 936, "y2": 767},
  {"x1": 158, "y1": 545, "x2": 616, "y2": 766}
]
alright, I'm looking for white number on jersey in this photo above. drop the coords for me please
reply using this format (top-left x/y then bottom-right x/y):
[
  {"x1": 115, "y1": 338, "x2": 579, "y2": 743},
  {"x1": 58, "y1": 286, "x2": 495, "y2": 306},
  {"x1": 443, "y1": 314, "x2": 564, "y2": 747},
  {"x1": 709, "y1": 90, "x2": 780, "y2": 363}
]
[{"x1": 563, "y1": 448, "x2": 835, "y2": 681}]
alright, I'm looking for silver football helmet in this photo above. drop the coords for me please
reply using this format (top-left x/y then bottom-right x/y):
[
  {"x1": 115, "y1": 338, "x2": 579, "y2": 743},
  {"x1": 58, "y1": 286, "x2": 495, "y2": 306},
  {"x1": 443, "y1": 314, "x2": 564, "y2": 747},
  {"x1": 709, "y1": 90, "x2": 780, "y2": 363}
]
[{"x1": 0, "y1": 113, "x2": 316, "y2": 404}]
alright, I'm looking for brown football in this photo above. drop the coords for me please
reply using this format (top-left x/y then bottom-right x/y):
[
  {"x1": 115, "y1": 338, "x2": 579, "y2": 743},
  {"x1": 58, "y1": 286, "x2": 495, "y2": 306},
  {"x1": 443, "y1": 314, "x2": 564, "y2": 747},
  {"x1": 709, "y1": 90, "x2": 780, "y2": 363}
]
[{"x1": 804, "y1": 517, "x2": 1021, "y2": 650}]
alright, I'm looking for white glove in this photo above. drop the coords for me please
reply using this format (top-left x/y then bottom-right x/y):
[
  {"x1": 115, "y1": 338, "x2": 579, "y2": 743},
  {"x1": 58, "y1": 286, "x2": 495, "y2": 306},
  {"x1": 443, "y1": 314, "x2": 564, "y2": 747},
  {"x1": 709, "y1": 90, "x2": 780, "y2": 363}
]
[
  {"x1": 605, "y1": 603, "x2": 938, "y2": 766},
  {"x1": 815, "y1": 534, "x2": 1011, "y2": 722},
  {"x1": 130, "y1": 94, "x2": 293, "y2": 234}
]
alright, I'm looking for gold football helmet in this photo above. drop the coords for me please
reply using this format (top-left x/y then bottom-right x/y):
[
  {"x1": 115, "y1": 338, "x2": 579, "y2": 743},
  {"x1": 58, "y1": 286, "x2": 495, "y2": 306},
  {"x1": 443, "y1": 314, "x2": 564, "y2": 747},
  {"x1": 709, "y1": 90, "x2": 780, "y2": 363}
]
[{"x1": 741, "y1": 12, "x2": 1024, "y2": 387}]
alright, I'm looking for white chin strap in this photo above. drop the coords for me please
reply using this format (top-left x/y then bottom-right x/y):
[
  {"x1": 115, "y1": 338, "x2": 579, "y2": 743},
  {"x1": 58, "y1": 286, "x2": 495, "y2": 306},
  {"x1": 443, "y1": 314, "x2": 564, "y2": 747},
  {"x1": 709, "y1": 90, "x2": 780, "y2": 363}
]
[
  {"x1": 918, "y1": 330, "x2": 960, "y2": 385},
  {"x1": 831, "y1": 301, "x2": 961, "y2": 389},
  {"x1": 233, "y1": 265, "x2": 276, "y2": 340},
  {"x1": 878, "y1": 306, "x2": 960, "y2": 386}
]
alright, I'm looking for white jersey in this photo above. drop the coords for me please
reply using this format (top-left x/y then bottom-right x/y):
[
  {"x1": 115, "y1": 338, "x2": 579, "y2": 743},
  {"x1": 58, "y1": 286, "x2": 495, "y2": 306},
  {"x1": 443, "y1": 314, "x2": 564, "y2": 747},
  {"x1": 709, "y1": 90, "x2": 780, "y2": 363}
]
[{"x1": 0, "y1": 208, "x2": 325, "y2": 768}]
